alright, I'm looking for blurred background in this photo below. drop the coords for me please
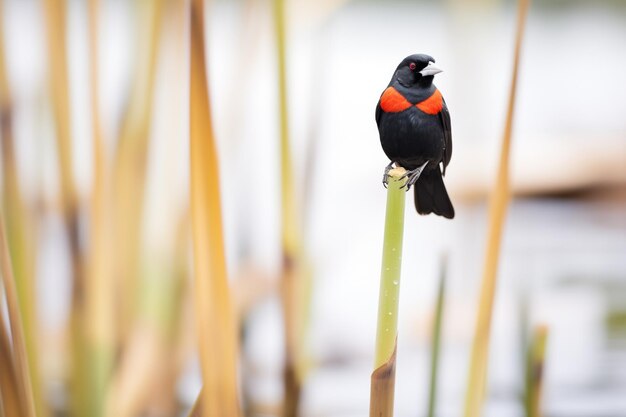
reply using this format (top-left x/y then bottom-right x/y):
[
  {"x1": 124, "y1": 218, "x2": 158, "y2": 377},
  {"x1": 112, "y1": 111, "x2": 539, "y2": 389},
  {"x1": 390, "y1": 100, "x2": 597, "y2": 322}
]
[{"x1": 0, "y1": 0, "x2": 625, "y2": 416}]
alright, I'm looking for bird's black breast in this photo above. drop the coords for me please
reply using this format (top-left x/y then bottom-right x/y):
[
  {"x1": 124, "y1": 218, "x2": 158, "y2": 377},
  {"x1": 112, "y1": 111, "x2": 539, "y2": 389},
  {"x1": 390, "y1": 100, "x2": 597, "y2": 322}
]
[{"x1": 377, "y1": 106, "x2": 445, "y2": 171}]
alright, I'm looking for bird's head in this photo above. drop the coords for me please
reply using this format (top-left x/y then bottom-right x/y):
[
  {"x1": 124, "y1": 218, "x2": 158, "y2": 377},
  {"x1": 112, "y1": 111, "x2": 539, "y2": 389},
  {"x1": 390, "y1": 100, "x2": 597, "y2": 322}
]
[{"x1": 393, "y1": 54, "x2": 442, "y2": 88}]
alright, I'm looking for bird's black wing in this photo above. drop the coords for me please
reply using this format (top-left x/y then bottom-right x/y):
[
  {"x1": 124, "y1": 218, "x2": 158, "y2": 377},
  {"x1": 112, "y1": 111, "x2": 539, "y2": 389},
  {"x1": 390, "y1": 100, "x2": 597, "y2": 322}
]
[
  {"x1": 375, "y1": 100, "x2": 383, "y2": 128},
  {"x1": 439, "y1": 98, "x2": 452, "y2": 175}
]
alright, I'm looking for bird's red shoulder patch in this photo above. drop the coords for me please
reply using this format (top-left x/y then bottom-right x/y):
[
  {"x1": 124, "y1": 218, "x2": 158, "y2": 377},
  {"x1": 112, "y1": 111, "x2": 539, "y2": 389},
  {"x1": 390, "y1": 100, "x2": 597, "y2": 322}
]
[
  {"x1": 380, "y1": 87, "x2": 412, "y2": 113},
  {"x1": 415, "y1": 89, "x2": 443, "y2": 115}
]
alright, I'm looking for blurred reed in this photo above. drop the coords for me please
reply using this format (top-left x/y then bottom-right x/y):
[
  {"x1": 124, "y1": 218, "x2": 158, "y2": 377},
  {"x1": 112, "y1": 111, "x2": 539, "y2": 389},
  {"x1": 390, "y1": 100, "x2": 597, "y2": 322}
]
[
  {"x1": 427, "y1": 257, "x2": 447, "y2": 417},
  {"x1": 190, "y1": 0, "x2": 241, "y2": 414},
  {"x1": 85, "y1": 0, "x2": 115, "y2": 415},
  {"x1": 525, "y1": 325, "x2": 548, "y2": 417},
  {"x1": 0, "y1": 212, "x2": 36, "y2": 417},
  {"x1": 106, "y1": 0, "x2": 189, "y2": 415},
  {"x1": 273, "y1": 0, "x2": 311, "y2": 414},
  {"x1": 42, "y1": 0, "x2": 88, "y2": 414},
  {"x1": 0, "y1": 0, "x2": 46, "y2": 415},
  {"x1": 369, "y1": 167, "x2": 407, "y2": 417},
  {"x1": 111, "y1": 0, "x2": 164, "y2": 348},
  {"x1": 0, "y1": 309, "x2": 24, "y2": 417},
  {"x1": 463, "y1": 0, "x2": 531, "y2": 416},
  {"x1": 105, "y1": 220, "x2": 187, "y2": 417}
]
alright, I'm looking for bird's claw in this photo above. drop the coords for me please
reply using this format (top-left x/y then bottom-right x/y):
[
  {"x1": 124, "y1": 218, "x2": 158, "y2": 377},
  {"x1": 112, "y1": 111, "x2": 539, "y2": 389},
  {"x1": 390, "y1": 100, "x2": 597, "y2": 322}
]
[
  {"x1": 382, "y1": 161, "x2": 395, "y2": 188},
  {"x1": 399, "y1": 161, "x2": 429, "y2": 192}
]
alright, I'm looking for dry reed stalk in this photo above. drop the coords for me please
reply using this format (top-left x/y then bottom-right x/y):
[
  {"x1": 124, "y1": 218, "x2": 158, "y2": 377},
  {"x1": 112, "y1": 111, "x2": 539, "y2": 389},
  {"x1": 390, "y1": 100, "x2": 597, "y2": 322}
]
[
  {"x1": 143, "y1": 219, "x2": 189, "y2": 416},
  {"x1": 105, "y1": 324, "x2": 166, "y2": 417},
  {"x1": 0, "y1": 1, "x2": 46, "y2": 415},
  {"x1": 0, "y1": 306, "x2": 24, "y2": 417},
  {"x1": 42, "y1": 0, "x2": 81, "y2": 278},
  {"x1": 84, "y1": 0, "x2": 115, "y2": 415},
  {"x1": 42, "y1": 0, "x2": 89, "y2": 415},
  {"x1": 0, "y1": 215, "x2": 35, "y2": 417},
  {"x1": 111, "y1": 0, "x2": 164, "y2": 345},
  {"x1": 273, "y1": 0, "x2": 308, "y2": 414},
  {"x1": 190, "y1": 0, "x2": 241, "y2": 415},
  {"x1": 106, "y1": 0, "x2": 188, "y2": 414},
  {"x1": 463, "y1": 1, "x2": 531, "y2": 416},
  {"x1": 105, "y1": 213, "x2": 187, "y2": 417},
  {"x1": 187, "y1": 396, "x2": 201, "y2": 417},
  {"x1": 105, "y1": 240, "x2": 187, "y2": 417}
]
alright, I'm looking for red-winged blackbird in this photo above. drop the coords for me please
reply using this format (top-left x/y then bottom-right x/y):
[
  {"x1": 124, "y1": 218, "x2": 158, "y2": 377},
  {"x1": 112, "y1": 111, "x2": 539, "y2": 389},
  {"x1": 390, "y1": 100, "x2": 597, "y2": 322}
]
[{"x1": 376, "y1": 54, "x2": 454, "y2": 219}]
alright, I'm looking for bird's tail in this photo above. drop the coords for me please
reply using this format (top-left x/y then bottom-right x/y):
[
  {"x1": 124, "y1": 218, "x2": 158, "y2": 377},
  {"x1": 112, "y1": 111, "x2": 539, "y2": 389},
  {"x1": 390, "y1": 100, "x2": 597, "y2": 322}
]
[{"x1": 414, "y1": 168, "x2": 455, "y2": 219}]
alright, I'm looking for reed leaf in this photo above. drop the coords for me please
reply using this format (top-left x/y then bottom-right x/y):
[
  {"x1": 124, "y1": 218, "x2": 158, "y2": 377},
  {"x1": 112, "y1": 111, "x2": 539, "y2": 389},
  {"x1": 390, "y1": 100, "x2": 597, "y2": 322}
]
[
  {"x1": 370, "y1": 167, "x2": 407, "y2": 417},
  {"x1": 0, "y1": 214, "x2": 35, "y2": 417},
  {"x1": 190, "y1": 0, "x2": 241, "y2": 415},
  {"x1": 463, "y1": 1, "x2": 531, "y2": 416},
  {"x1": 525, "y1": 325, "x2": 548, "y2": 417}
]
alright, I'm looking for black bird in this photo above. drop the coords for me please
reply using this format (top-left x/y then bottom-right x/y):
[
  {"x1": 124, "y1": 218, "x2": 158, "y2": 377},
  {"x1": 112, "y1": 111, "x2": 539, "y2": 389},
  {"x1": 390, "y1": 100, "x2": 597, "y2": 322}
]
[{"x1": 375, "y1": 54, "x2": 454, "y2": 219}]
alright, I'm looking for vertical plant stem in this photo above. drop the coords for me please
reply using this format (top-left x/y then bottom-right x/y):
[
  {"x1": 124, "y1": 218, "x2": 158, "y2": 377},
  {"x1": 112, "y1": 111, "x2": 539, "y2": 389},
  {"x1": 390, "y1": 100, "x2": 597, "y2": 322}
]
[
  {"x1": 42, "y1": 0, "x2": 78, "y2": 224},
  {"x1": 273, "y1": 0, "x2": 307, "y2": 415},
  {"x1": 0, "y1": 1, "x2": 46, "y2": 415},
  {"x1": 0, "y1": 214, "x2": 36, "y2": 417},
  {"x1": 274, "y1": 0, "x2": 296, "y2": 256},
  {"x1": 370, "y1": 167, "x2": 407, "y2": 417},
  {"x1": 112, "y1": 0, "x2": 163, "y2": 347},
  {"x1": 190, "y1": 0, "x2": 241, "y2": 415},
  {"x1": 427, "y1": 258, "x2": 447, "y2": 417},
  {"x1": 518, "y1": 283, "x2": 530, "y2": 395},
  {"x1": 525, "y1": 325, "x2": 548, "y2": 417},
  {"x1": 0, "y1": 304, "x2": 25, "y2": 417},
  {"x1": 463, "y1": 1, "x2": 530, "y2": 416},
  {"x1": 106, "y1": 1, "x2": 188, "y2": 415},
  {"x1": 42, "y1": 1, "x2": 86, "y2": 415},
  {"x1": 85, "y1": 0, "x2": 114, "y2": 415}
]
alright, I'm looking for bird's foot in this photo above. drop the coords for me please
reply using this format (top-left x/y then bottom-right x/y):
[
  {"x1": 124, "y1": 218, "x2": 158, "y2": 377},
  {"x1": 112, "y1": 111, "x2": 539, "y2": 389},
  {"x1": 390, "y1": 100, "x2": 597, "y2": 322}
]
[
  {"x1": 382, "y1": 161, "x2": 395, "y2": 188},
  {"x1": 400, "y1": 161, "x2": 429, "y2": 191}
]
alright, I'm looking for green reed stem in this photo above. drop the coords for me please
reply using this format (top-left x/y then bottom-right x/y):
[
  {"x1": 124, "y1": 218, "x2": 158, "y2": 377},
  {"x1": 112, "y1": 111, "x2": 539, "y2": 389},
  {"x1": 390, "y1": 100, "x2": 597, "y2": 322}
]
[
  {"x1": 525, "y1": 325, "x2": 548, "y2": 417},
  {"x1": 369, "y1": 168, "x2": 407, "y2": 417},
  {"x1": 373, "y1": 168, "x2": 407, "y2": 368},
  {"x1": 427, "y1": 259, "x2": 447, "y2": 417}
]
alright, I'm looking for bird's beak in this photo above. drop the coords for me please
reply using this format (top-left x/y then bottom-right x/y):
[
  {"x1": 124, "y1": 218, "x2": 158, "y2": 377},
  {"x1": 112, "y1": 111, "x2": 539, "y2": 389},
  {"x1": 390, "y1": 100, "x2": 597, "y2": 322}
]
[{"x1": 420, "y1": 61, "x2": 442, "y2": 77}]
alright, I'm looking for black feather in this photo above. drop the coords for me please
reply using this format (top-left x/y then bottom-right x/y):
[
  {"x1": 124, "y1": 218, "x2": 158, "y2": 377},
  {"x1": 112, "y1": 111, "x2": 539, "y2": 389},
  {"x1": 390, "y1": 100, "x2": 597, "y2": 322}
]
[{"x1": 414, "y1": 169, "x2": 454, "y2": 219}]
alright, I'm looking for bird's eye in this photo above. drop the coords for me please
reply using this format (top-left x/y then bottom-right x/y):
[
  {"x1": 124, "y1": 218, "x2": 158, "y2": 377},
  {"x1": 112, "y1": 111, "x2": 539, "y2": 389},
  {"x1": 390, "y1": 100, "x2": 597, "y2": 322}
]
[{"x1": 409, "y1": 63, "x2": 417, "y2": 71}]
